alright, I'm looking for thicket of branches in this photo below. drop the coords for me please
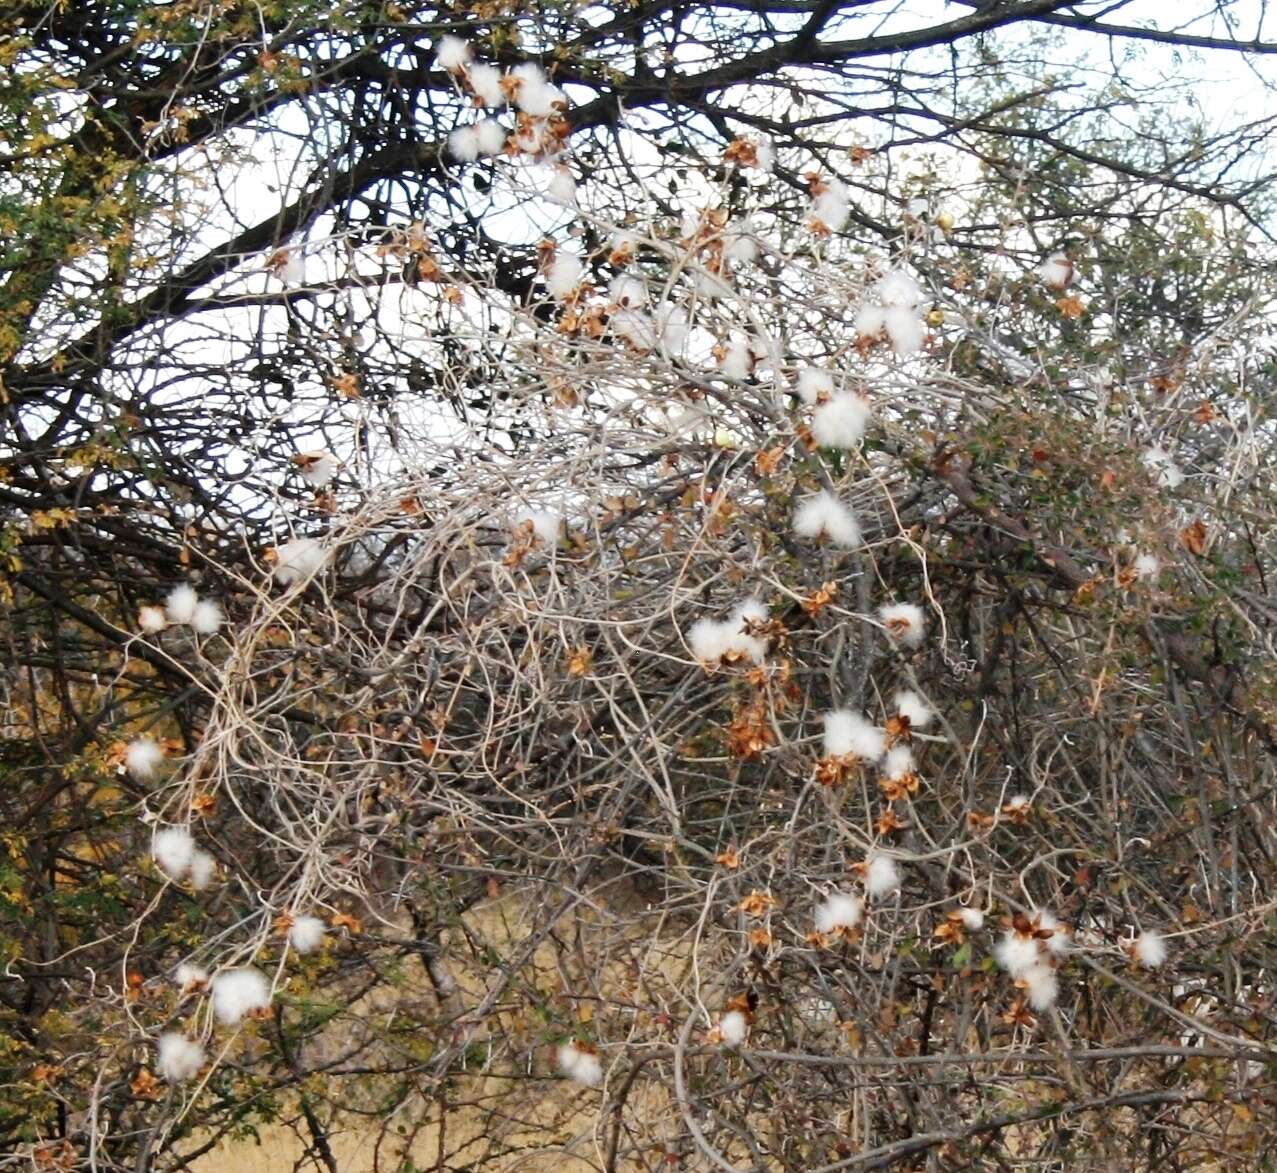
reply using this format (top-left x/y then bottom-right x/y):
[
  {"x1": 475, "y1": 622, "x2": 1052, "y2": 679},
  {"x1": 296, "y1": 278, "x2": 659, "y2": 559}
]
[{"x1": 4, "y1": 2, "x2": 1277, "y2": 1170}]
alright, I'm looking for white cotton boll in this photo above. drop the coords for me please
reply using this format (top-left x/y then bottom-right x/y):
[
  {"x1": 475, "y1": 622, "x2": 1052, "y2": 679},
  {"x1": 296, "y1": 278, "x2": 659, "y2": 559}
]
[
  {"x1": 995, "y1": 932, "x2": 1039, "y2": 978},
  {"x1": 211, "y1": 968, "x2": 271, "y2": 1025},
  {"x1": 879, "y1": 602, "x2": 925, "y2": 648},
  {"x1": 611, "y1": 308, "x2": 655, "y2": 350},
  {"x1": 796, "y1": 367, "x2": 834, "y2": 405},
  {"x1": 571, "y1": 1048, "x2": 602, "y2": 1087},
  {"x1": 435, "y1": 35, "x2": 471, "y2": 73},
  {"x1": 152, "y1": 827, "x2": 195, "y2": 881},
  {"x1": 1022, "y1": 963, "x2": 1059, "y2": 1011},
  {"x1": 823, "y1": 710, "x2": 886, "y2": 761},
  {"x1": 187, "y1": 850, "x2": 216, "y2": 891},
  {"x1": 288, "y1": 915, "x2": 327, "y2": 954},
  {"x1": 513, "y1": 510, "x2": 560, "y2": 546},
  {"x1": 725, "y1": 603, "x2": 768, "y2": 663},
  {"x1": 157, "y1": 1033, "x2": 206, "y2": 1083},
  {"x1": 718, "y1": 1009, "x2": 749, "y2": 1047},
  {"x1": 545, "y1": 252, "x2": 583, "y2": 301},
  {"x1": 811, "y1": 391, "x2": 870, "y2": 450},
  {"x1": 474, "y1": 119, "x2": 507, "y2": 157},
  {"x1": 175, "y1": 963, "x2": 209, "y2": 990},
  {"x1": 878, "y1": 270, "x2": 921, "y2": 308},
  {"x1": 679, "y1": 209, "x2": 700, "y2": 242},
  {"x1": 512, "y1": 122, "x2": 542, "y2": 154},
  {"x1": 864, "y1": 854, "x2": 901, "y2": 899},
  {"x1": 723, "y1": 219, "x2": 758, "y2": 263},
  {"x1": 1036, "y1": 912, "x2": 1071, "y2": 957},
  {"x1": 467, "y1": 62, "x2": 504, "y2": 107},
  {"x1": 657, "y1": 304, "x2": 689, "y2": 355},
  {"x1": 190, "y1": 599, "x2": 223, "y2": 636},
  {"x1": 721, "y1": 338, "x2": 752, "y2": 380},
  {"x1": 557, "y1": 1041, "x2": 602, "y2": 1086},
  {"x1": 881, "y1": 745, "x2": 915, "y2": 781},
  {"x1": 511, "y1": 64, "x2": 561, "y2": 116},
  {"x1": 811, "y1": 189, "x2": 849, "y2": 233},
  {"x1": 609, "y1": 273, "x2": 648, "y2": 308},
  {"x1": 959, "y1": 907, "x2": 985, "y2": 931},
  {"x1": 815, "y1": 892, "x2": 863, "y2": 934},
  {"x1": 792, "y1": 491, "x2": 861, "y2": 549},
  {"x1": 690, "y1": 602, "x2": 767, "y2": 665},
  {"x1": 1037, "y1": 252, "x2": 1073, "y2": 289},
  {"x1": 279, "y1": 251, "x2": 305, "y2": 285},
  {"x1": 127, "y1": 738, "x2": 165, "y2": 780},
  {"x1": 854, "y1": 304, "x2": 886, "y2": 338},
  {"x1": 732, "y1": 598, "x2": 768, "y2": 627},
  {"x1": 547, "y1": 165, "x2": 577, "y2": 206},
  {"x1": 756, "y1": 138, "x2": 775, "y2": 173},
  {"x1": 447, "y1": 124, "x2": 481, "y2": 163},
  {"x1": 1133, "y1": 930, "x2": 1167, "y2": 968},
  {"x1": 138, "y1": 605, "x2": 168, "y2": 633},
  {"x1": 165, "y1": 584, "x2": 199, "y2": 625},
  {"x1": 688, "y1": 619, "x2": 731, "y2": 663},
  {"x1": 271, "y1": 538, "x2": 328, "y2": 586},
  {"x1": 294, "y1": 451, "x2": 338, "y2": 488},
  {"x1": 610, "y1": 229, "x2": 639, "y2": 263},
  {"x1": 883, "y1": 306, "x2": 925, "y2": 356},
  {"x1": 1134, "y1": 553, "x2": 1161, "y2": 580},
  {"x1": 893, "y1": 689, "x2": 934, "y2": 730}
]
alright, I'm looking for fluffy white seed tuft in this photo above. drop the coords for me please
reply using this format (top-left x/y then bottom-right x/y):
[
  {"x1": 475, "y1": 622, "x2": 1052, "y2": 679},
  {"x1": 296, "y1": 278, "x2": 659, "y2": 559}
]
[
  {"x1": 878, "y1": 269, "x2": 921, "y2": 307},
  {"x1": 717, "y1": 1009, "x2": 749, "y2": 1047},
  {"x1": 796, "y1": 367, "x2": 834, "y2": 405},
  {"x1": 1022, "y1": 963, "x2": 1059, "y2": 1011},
  {"x1": 190, "y1": 599, "x2": 223, "y2": 635},
  {"x1": 435, "y1": 36, "x2": 471, "y2": 73},
  {"x1": 294, "y1": 451, "x2": 338, "y2": 488},
  {"x1": 545, "y1": 252, "x2": 583, "y2": 300},
  {"x1": 994, "y1": 932, "x2": 1040, "y2": 978},
  {"x1": 165, "y1": 584, "x2": 199, "y2": 625},
  {"x1": 883, "y1": 306, "x2": 925, "y2": 356},
  {"x1": 863, "y1": 854, "x2": 901, "y2": 899},
  {"x1": 174, "y1": 963, "x2": 209, "y2": 990},
  {"x1": 288, "y1": 915, "x2": 328, "y2": 954},
  {"x1": 1037, "y1": 252, "x2": 1073, "y2": 289},
  {"x1": 854, "y1": 304, "x2": 886, "y2": 338},
  {"x1": 881, "y1": 745, "x2": 915, "y2": 781},
  {"x1": 513, "y1": 509, "x2": 561, "y2": 546},
  {"x1": 467, "y1": 62, "x2": 504, "y2": 107},
  {"x1": 211, "y1": 968, "x2": 271, "y2": 1024},
  {"x1": 557, "y1": 1040, "x2": 603, "y2": 1086},
  {"x1": 157, "y1": 1033, "x2": 206, "y2": 1083},
  {"x1": 138, "y1": 605, "x2": 168, "y2": 633},
  {"x1": 1134, "y1": 553, "x2": 1161, "y2": 580},
  {"x1": 792, "y1": 491, "x2": 862, "y2": 548},
  {"x1": 187, "y1": 850, "x2": 216, "y2": 891},
  {"x1": 126, "y1": 738, "x2": 165, "y2": 780},
  {"x1": 893, "y1": 689, "x2": 934, "y2": 730},
  {"x1": 811, "y1": 391, "x2": 870, "y2": 449},
  {"x1": 879, "y1": 602, "x2": 925, "y2": 647},
  {"x1": 823, "y1": 710, "x2": 886, "y2": 761},
  {"x1": 152, "y1": 827, "x2": 196, "y2": 880},
  {"x1": 1133, "y1": 930, "x2": 1167, "y2": 968},
  {"x1": 475, "y1": 119, "x2": 507, "y2": 156},
  {"x1": 271, "y1": 538, "x2": 328, "y2": 586},
  {"x1": 546, "y1": 165, "x2": 577, "y2": 206},
  {"x1": 815, "y1": 893, "x2": 863, "y2": 934}
]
